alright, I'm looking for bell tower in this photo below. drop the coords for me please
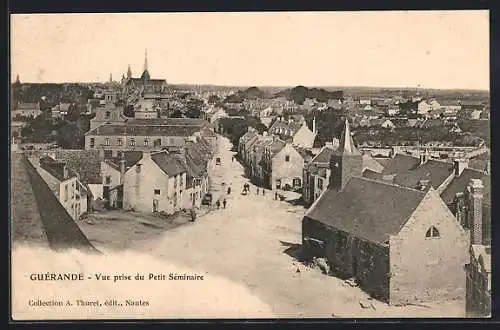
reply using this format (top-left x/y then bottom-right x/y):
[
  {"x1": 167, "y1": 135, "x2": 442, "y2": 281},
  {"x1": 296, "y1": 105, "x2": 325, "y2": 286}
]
[{"x1": 330, "y1": 118, "x2": 363, "y2": 191}]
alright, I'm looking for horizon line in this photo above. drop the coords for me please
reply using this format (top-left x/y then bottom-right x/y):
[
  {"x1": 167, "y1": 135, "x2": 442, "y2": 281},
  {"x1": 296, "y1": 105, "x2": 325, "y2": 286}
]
[{"x1": 10, "y1": 80, "x2": 490, "y2": 93}]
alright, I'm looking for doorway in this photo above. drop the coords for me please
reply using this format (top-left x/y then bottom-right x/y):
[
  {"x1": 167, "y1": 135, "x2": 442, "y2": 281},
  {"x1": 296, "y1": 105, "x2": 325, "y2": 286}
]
[{"x1": 153, "y1": 199, "x2": 159, "y2": 212}]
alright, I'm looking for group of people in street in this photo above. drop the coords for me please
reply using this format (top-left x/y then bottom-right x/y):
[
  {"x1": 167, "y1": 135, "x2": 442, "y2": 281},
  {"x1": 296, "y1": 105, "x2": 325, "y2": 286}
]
[{"x1": 215, "y1": 198, "x2": 227, "y2": 209}]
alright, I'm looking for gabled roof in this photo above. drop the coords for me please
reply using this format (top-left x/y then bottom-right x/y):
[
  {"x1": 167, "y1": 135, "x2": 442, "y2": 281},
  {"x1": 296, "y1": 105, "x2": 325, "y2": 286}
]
[
  {"x1": 378, "y1": 154, "x2": 420, "y2": 174},
  {"x1": 440, "y1": 168, "x2": 490, "y2": 207},
  {"x1": 39, "y1": 156, "x2": 77, "y2": 182},
  {"x1": 392, "y1": 159, "x2": 454, "y2": 190},
  {"x1": 305, "y1": 177, "x2": 426, "y2": 244},
  {"x1": 54, "y1": 150, "x2": 102, "y2": 184},
  {"x1": 106, "y1": 151, "x2": 144, "y2": 171},
  {"x1": 268, "y1": 139, "x2": 286, "y2": 156},
  {"x1": 150, "y1": 151, "x2": 188, "y2": 177},
  {"x1": 311, "y1": 146, "x2": 335, "y2": 164},
  {"x1": 362, "y1": 154, "x2": 384, "y2": 173}
]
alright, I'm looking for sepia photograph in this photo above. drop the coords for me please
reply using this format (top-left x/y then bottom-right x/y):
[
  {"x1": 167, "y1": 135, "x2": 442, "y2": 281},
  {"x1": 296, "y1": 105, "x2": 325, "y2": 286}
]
[{"x1": 9, "y1": 10, "x2": 491, "y2": 319}]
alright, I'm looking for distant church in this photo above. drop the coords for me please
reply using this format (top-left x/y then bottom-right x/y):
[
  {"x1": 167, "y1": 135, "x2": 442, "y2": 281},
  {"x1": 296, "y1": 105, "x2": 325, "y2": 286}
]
[{"x1": 121, "y1": 49, "x2": 167, "y2": 97}]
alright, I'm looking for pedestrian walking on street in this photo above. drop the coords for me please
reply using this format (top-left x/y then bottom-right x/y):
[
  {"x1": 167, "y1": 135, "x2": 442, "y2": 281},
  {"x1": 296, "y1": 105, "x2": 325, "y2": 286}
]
[
  {"x1": 232, "y1": 156, "x2": 234, "y2": 162},
  {"x1": 189, "y1": 209, "x2": 197, "y2": 222},
  {"x1": 256, "y1": 187, "x2": 260, "y2": 195},
  {"x1": 227, "y1": 187, "x2": 231, "y2": 195},
  {"x1": 223, "y1": 199, "x2": 227, "y2": 209},
  {"x1": 216, "y1": 200, "x2": 220, "y2": 209},
  {"x1": 262, "y1": 189, "x2": 265, "y2": 196},
  {"x1": 275, "y1": 191, "x2": 278, "y2": 200}
]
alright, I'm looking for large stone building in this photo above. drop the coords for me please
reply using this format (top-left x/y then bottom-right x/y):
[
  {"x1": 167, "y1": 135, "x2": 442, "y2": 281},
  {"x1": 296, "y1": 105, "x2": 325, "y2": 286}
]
[
  {"x1": 85, "y1": 117, "x2": 208, "y2": 157},
  {"x1": 302, "y1": 119, "x2": 469, "y2": 305}
]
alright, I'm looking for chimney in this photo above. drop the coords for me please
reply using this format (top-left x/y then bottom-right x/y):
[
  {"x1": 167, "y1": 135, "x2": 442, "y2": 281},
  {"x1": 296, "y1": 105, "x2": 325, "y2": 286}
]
[
  {"x1": 454, "y1": 158, "x2": 468, "y2": 176},
  {"x1": 468, "y1": 178, "x2": 484, "y2": 245},
  {"x1": 418, "y1": 179, "x2": 430, "y2": 191},
  {"x1": 119, "y1": 152, "x2": 126, "y2": 184},
  {"x1": 419, "y1": 150, "x2": 429, "y2": 165}
]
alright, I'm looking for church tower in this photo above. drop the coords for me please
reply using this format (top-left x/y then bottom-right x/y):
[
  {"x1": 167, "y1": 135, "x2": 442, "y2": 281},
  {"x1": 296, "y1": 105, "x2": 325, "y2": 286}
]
[
  {"x1": 330, "y1": 118, "x2": 363, "y2": 191},
  {"x1": 127, "y1": 64, "x2": 132, "y2": 79},
  {"x1": 14, "y1": 74, "x2": 21, "y2": 85},
  {"x1": 140, "y1": 49, "x2": 150, "y2": 81}
]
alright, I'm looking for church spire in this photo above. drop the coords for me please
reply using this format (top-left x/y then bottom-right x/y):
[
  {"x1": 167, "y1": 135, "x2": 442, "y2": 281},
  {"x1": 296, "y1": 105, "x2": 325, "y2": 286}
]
[
  {"x1": 14, "y1": 74, "x2": 20, "y2": 84},
  {"x1": 127, "y1": 64, "x2": 132, "y2": 79},
  {"x1": 330, "y1": 117, "x2": 363, "y2": 191},
  {"x1": 143, "y1": 48, "x2": 148, "y2": 72},
  {"x1": 337, "y1": 118, "x2": 361, "y2": 155},
  {"x1": 109, "y1": 73, "x2": 113, "y2": 83}
]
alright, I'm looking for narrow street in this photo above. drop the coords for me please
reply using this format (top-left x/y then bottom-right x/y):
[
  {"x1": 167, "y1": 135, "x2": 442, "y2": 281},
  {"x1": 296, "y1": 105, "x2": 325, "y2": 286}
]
[{"x1": 131, "y1": 135, "x2": 464, "y2": 318}]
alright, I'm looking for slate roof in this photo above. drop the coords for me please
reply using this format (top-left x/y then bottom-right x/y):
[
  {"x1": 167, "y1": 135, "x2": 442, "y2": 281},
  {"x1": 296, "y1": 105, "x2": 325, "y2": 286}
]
[
  {"x1": 54, "y1": 150, "x2": 102, "y2": 184},
  {"x1": 311, "y1": 147, "x2": 335, "y2": 164},
  {"x1": 268, "y1": 139, "x2": 286, "y2": 156},
  {"x1": 306, "y1": 177, "x2": 426, "y2": 244},
  {"x1": 378, "y1": 154, "x2": 420, "y2": 174},
  {"x1": 86, "y1": 124, "x2": 200, "y2": 137},
  {"x1": 362, "y1": 154, "x2": 384, "y2": 173},
  {"x1": 106, "y1": 151, "x2": 144, "y2": 171},
  {"x1": 440, "y1": 168, "x2": 491, "y2": 207},
  {"x1": 39, "y1": 156, "x2": 78, "y2": 182},
  {"x1": 150, "y1": 151, "x2": 188, "y2": 176},
  {"x1": 125, "y1": 118, "x2": 206, "y2": 127},
  {"x1": 392, "y1": 160, "x2": 454, "y2": 190},
  {"x1": 269, "y1": 120, "x2": 303, "y2": 136}
]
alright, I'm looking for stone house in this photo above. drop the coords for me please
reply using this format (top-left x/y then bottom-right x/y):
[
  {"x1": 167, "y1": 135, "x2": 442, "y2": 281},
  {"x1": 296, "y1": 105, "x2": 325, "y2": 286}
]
[
  {"x1": 302, "y1": 120, "x2": 469, "y2": 305},
  {"x1": 123, "y1": 151, "x2": 190, "y2": 214},
  {"x1": 268, "y1": 116, "x2": 317, "y2": 148},
  {"x1": 31, "y1": 155, "x2": 88, "y2": 221},
  {"x1": 262, "y1": 140, "x2": 305, "y2": 190}
]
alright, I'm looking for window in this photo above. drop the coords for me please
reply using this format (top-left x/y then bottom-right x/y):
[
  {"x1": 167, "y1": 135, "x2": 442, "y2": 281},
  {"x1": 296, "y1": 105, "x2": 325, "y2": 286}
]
[
  {"x1": 71, "y1": 182, "x2": 75, "y2": 199},
  {"x1": 285, "y1": 155, "x2": 290, "y2": 162},
  {"x1": 293, "y1": 178, "x2": 302, "y2": 187},
  {"x1": 130, "y1": 139, "x2": 135, "y2": 146},
  {"x1": 90, "y1": 138, "x2": 95, "y2": 148},
  {"x1": 154, "y1": 189, "x2": 160, "y2": 195},
  {"x1": 105, "y1": 138, "x2": 110, "y2": 146},
  {"x1": 144, "y1": 139, "x2": 149, "y2": 147},
  {"x1": 105, "y1": 111, "x2": 111, "y2": 120},
  {"x1": 180, "y1": 175, "x2": 184, "y2": 186},
  {"x1": 154, "y1": 139, "x2": 161, "y2": 147},
  {"x1": 173, "y1": 176, "x2": 177, "y2": 188},
  {"x1": 426, "y1": 226, "x2": 440, "y2": 238},
  {"x1": 105, "y1": 176, "x2": 111, "y2": 185},
  {"x1": 317, "y1": 178, "x2": 323, "y2": 190},
  {"x1": 117, "y1": 138, "x2": 123, "y2": 146},
  {"x1": 64, "y1": 184, "x2": 68, "y2": 202}
]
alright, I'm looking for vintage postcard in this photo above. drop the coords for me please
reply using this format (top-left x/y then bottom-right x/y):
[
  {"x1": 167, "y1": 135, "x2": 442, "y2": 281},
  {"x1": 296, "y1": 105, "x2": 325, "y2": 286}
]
[{"x1": 10, "y1": 11, "x2": 491, "y2": 320}]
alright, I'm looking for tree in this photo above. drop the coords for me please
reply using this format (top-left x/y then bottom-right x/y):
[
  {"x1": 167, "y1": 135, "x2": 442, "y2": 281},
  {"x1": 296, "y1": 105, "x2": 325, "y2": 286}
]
[{"x1": 208, "y1": 95, "x2": 220, "y2": 105}]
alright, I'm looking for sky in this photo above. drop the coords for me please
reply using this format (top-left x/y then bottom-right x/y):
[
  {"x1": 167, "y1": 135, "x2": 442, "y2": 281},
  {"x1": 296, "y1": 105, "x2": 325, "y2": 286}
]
[{"x1": 11, "y1": 11, "x2": 490, "y2": 90}]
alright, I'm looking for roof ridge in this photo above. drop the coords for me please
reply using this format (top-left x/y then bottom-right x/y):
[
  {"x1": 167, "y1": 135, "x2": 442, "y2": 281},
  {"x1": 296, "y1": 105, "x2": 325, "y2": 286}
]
[{"x1": 353, "y1": 175, "x2": 426, "y2": 194}]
